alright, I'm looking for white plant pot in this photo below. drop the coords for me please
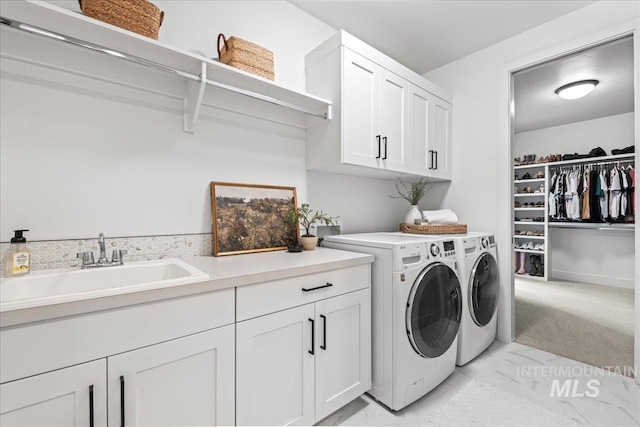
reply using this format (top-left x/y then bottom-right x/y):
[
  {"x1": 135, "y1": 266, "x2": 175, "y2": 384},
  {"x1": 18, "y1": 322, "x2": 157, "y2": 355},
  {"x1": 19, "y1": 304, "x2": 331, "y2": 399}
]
[
  {"x1": 299, "y1": 236, "x2": 319, "y2": 251},
  {"x1": 404, "y1": 205, "x2": 423, "y2": 225}
]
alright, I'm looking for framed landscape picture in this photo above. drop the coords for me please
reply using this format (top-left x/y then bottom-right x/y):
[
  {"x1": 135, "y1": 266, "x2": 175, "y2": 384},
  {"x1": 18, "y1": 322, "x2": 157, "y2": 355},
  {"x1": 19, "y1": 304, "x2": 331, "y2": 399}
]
[{"x1": 210, "y1": 182, "x2": 299, "y2": 256}]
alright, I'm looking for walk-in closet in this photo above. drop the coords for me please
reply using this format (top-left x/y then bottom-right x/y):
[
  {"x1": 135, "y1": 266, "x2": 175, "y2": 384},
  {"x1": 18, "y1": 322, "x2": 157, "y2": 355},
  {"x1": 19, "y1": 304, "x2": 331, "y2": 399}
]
[{"x1": 511, "y1": 36, "x2": 635, "y2": 375}]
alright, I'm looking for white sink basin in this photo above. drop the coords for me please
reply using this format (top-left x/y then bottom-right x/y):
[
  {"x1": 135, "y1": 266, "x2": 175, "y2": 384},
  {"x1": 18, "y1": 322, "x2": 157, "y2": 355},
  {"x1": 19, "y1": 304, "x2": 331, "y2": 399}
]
[{"x1": 1, "y1": 258, "x2": 209, "y2": 312}]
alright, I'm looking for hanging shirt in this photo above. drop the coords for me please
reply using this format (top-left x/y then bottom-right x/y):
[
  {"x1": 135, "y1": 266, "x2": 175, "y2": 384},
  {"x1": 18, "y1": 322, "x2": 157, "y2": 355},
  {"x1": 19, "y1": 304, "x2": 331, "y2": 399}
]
[
  {"x1": 548, "y1": 172, "x2": 557, "y2": 219},
  {"x1": 609, "y1": 167, "x2": 621, "y2": 220},
  {"x1": 582, "y1": 171, "x2": 590, "y2": 220}
]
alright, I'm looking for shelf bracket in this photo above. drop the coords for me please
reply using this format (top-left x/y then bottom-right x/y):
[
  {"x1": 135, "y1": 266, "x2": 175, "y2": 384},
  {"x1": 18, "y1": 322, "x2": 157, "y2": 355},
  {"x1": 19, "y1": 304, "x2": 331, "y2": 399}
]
[{"x1": 184, "y1": 62, "x2": 207, "y2": 133}]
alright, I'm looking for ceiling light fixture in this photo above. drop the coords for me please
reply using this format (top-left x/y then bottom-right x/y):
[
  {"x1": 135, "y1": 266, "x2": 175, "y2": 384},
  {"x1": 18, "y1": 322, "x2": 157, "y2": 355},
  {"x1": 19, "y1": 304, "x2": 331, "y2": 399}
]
[{"x1": 554, "y1": 79, "x2": 599, "y2": 100}]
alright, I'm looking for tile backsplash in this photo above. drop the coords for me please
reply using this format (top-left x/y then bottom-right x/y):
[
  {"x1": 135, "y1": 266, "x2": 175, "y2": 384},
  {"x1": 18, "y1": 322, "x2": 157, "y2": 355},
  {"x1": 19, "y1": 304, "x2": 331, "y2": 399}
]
[{"x1": 0, "y1": 233, "x2": 213, "y2": 275}]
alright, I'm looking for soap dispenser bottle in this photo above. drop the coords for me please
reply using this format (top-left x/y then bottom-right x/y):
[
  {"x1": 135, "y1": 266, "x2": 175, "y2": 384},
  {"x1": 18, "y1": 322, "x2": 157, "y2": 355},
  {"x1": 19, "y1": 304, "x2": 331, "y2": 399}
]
[{"x1": 3, "y1": 229, "x2": 31, "y2": 277}]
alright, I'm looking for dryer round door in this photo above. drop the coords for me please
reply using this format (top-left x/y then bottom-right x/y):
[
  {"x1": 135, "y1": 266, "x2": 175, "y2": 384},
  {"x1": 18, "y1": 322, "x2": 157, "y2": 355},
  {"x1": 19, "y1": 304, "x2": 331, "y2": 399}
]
[
  {"x1": 406, "y1": 262, "x2": 462, "y2": 358},
  {"x1": 469, "y1": 252, "x2": 499, "y2": 326}
]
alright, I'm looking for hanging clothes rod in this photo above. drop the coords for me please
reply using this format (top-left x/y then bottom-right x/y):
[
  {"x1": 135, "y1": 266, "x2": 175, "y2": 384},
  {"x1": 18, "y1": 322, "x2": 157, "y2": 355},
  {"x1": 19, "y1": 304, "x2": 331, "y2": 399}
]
[{"x1": 0, "y1": 16, "x2": 329, "y2": 119}]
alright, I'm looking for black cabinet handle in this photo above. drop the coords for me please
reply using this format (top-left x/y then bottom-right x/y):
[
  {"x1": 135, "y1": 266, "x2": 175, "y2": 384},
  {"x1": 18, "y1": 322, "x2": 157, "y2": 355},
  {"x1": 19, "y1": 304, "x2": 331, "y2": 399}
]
[
  {"x1": 302, "y1": 283, "x2": 333, "y2": 292},
  {"x1": 120, "y1": 376, "x2": 125, "y2": 427},
  {"x1": 309, "y1": 318, "x2": 315, "y2": 355},
  {"x1": 382, "y1": 136, "x2": 388, "y2": 160},
  {"x1": 376, "y1": 135, "x2": 381, "y2": 159},
  {"x1": 320, "y1": 314, "x2": 327, "y2": 350},
  {"x1": 428, "y1": 150, "x2": 434, "y2": 169},
  {"x1": 435, "y1": 151, "x2": 438, "y2": 170},
  {"x1": 89, "y1": 385, "x2": 94, "y2": 427}
]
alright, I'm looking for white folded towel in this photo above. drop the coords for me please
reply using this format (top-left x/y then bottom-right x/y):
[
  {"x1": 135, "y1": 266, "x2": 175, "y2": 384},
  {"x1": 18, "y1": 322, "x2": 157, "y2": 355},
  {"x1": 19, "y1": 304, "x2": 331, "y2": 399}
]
[{"x1": 421, "y1": 209, "x2": 458, "y2": 224}]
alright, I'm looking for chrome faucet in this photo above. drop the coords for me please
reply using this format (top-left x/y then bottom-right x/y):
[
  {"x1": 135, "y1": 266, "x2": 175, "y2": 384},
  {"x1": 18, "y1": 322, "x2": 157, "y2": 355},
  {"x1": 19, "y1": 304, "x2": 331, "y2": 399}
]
[
  {"x1": 97, "y1": 232, "x2": 108, "y2": 264},
  {"x1": 77, "y1": 233, "x2": 127, "y2": 269}
]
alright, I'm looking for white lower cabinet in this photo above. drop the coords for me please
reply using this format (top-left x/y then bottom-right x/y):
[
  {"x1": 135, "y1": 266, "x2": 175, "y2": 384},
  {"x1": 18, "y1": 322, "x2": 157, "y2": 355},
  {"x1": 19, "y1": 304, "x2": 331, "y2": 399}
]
[
  {"x1": 0, "y1": 326, "x2": 234, "y2": 427},
  {"x1": 236, "y1": 288, "x2": 371, "y2": 426},
  {"x1": 108, "y1": 325, "x2": 235, "y2": 427},
  {"x1": 0, "y1": 359, "x2": 107, "y2": 427}
]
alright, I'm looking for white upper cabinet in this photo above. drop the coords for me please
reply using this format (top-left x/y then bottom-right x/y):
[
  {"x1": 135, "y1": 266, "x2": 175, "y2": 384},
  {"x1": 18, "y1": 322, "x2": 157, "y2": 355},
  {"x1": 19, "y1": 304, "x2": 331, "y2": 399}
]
[
  {"x1": 408, "y1": 84, "x2": 452, "y2": 180},
  {"x1": 342, "y1": 49, "x2": 409, "y2": 171},
  {"x1": 306, "y1": 31, "x2": 452, "y2": 181}
]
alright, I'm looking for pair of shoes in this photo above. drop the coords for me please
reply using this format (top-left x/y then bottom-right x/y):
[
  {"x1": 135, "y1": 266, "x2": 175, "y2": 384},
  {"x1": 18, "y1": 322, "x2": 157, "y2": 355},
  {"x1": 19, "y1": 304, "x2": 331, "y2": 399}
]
[
  {"x1": 526, "y1": 230, "x2": 534, "y2": 236},
  {"x1": 534, "y1": 202, "x2": 544, "y2": 208},
  {"x1": 529, "y1": 255, "x2": 544, "y2": 277},
  {"x1": 522, "y1": 202, "x2": 530, "y2": 208},
  {"x1": 515, "y1": 251, "x2": 526, "y2": 274},
  {"x1": 547, "y1": 153, "x2": 561, "y2": 162},
  {"x1": 514, "y1": 157, "x2": 522, "y2": 166},
  {"x1": 534, "y1": 184, "x2": 545, "y2": 193},
  {"x1": 521, "y1": 187, "x2": 533, "y2": 194},
  {"x1": 533, "y1": 243, "x2": 544, "y2": 251},
  {"x1": 514, "y1": 201, "x2": 521, "y2": 208},
  {"x1": 534, "y1": 171, "x2": 545, "y2": 179},
  {"x1": 518, "y1": 241, "x2": 534, "y2": 250},
  {"x1": 534, "y1": 217, "x2": 543, "y2": 222},
  {"x1": 521, "y1": 173, "x2": 531, "y2": 180},
  {"x1": 534, "y1": 230, "x2": 544, "y2": 237}
]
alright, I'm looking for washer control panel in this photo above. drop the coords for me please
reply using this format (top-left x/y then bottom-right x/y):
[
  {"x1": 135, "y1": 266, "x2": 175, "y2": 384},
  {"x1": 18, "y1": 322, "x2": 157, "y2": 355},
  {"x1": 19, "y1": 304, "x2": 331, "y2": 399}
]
[
  {"x1": 481, "y1": 237, "x2": 489, "y2": 249},
  {"x1": 426, "y1": 240, "x2": 456, "y2": 259},
  {"x1": 430, "y1": 243, "x2": 440, "y2": 257}
]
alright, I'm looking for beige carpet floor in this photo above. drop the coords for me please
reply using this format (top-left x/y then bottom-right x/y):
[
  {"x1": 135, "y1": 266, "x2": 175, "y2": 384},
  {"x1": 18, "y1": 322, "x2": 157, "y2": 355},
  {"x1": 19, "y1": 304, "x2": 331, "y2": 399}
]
[{"x1": 515, "y1": 277, "x2": 635, "y2": 376}]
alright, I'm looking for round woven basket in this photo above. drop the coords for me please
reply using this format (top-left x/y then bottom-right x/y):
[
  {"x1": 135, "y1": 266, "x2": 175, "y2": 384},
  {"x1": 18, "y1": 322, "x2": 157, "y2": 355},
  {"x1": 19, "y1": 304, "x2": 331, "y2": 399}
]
[{"x1": 79, "y1": 0, "x2": 164, "y2": 40}]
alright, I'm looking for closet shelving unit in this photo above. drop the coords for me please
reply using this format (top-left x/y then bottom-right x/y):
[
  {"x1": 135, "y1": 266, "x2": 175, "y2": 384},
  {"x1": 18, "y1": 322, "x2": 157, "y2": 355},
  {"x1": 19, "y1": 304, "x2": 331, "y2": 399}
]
[
  {"x1": 0, "y1": 1, "x2": 332, "y2": 132},
  {"x1": 514, "y1": 152, "x2": 635, "y2": 281},
  {"x1": 514, "y1": 162, "x2": 548, "y2": 280}
]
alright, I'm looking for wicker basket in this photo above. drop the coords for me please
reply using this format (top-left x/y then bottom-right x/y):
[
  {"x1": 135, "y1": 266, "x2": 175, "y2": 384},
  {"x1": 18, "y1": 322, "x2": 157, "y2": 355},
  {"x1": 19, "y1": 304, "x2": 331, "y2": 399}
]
[
  {"x1": 400, "y1": 223, "x2": 468, "y2": 235},
  {"x1": 217, "y1": 34, "x2": 274, "y2": 81},
  {"x1": 78, "y1": 0, "x2": 164, "y2": 40}
]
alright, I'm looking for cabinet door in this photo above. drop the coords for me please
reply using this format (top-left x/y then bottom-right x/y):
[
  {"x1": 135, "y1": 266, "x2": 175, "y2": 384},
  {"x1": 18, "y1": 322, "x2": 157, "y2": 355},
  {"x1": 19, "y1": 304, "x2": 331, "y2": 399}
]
[
  {"x1": 342, "y1": 48, "x2": 380, "y2": 168},
  {"x1": 379, "y1": 68, "x2": 409, "y2": 172},
  {"x1": 0, "y1": 359, "x2": 107, "y2": 427},
  {"x1": 315, "y1": 289, "x2": 371, "y2": 421},
  {"x1": 107, "y1": 325, "x2": 235, "y2": 427},
  {"x1": 432, "y1": 97, "x2": 452, "y2": 180},
  {"x1": 408, "y1": 84, "x2": 433, "y2": 175},
  {"x1": 236, "y1": 304, "x2": 315, "y2": 426}
]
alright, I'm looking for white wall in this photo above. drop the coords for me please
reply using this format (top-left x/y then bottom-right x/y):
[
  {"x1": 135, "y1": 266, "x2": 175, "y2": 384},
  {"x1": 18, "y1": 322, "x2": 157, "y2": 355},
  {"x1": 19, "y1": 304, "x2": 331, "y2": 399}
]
[
  {"x1": 423, "y1": 1, "x2": 639, "y2": 344},
  {"x1": 0, "y1": 1, "x2": 423, "y2": 242},
  {"x1": 513, "y1": 112, "x2": 634, "y2": 158}
]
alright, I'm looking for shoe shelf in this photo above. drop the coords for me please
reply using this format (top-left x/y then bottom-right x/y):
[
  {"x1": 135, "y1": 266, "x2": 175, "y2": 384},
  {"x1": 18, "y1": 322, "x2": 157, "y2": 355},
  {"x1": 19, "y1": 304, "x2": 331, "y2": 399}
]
[
  {"x1": 514, "y1": 178, "x2": 545, "y2": 184},
  {"x1": 513, "y1": 160, "x2": 549, "y2": 281},
  {"x1": 514, "y1": 193, "x2": 545, "y2": 197},
  {"x1": 514, "y1": 249, "x2": 545, "y2": 254},
  {"x1": 514, "y1": 163, "x2": 546, "y2": 170}
]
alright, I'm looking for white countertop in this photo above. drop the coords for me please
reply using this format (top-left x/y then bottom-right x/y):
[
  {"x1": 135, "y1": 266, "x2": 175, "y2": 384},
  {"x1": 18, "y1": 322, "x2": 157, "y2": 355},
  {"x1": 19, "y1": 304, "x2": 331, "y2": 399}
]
[{"x1": 1, "y1": 248, "x2": 373, "y2": 327}]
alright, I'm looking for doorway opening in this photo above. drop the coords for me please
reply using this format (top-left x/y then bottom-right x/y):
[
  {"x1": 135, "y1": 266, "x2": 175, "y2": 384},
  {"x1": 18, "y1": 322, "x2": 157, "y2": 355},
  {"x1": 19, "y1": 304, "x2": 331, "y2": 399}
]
[{"x1": 510, "y1": 36, "x2": 636, "y2": 376}]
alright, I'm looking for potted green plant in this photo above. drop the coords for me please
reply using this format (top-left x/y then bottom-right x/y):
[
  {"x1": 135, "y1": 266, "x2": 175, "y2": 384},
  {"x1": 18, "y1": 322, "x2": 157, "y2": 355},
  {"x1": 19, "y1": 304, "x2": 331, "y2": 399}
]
[
  {"x1": 286, "y1": 203, "x2": 339, "y2": 251},
  {"x1": 389, "y1": 177, "x2": 434, "y2": 225}
]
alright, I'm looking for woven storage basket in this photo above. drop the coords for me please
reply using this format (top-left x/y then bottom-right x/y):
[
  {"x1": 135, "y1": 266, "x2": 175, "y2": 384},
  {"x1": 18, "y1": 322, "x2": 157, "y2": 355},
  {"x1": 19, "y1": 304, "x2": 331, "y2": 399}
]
[
  {"x1": 78, "y1": 0, "x2": 164, "y2": 40},
  {"x1": 217, "y1": 34, "x2": 274, "y2": 81},
  {"x1": 400, "y1": 223, "x2": 468, "y2": 235}
]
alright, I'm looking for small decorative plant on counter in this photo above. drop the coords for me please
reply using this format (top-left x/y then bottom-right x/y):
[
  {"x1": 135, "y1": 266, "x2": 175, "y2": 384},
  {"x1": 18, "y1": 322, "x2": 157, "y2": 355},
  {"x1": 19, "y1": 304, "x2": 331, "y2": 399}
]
[
  {"x1": 389, "y1": 177, "x2": 434, "y2": 225},
  {"x1": 285, "y1": 203, "x2": 339, "y2": 251}
]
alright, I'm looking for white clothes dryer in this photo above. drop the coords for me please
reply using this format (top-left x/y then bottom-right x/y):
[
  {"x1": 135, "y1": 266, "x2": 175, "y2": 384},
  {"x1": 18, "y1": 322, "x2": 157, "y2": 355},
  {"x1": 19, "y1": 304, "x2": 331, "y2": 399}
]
[
  {"x1": 451, "y1": 232, "x2": 499, "y2": 366},
  {"x1": 322, "y1": 233, "x2": 462, "y2": 411}
]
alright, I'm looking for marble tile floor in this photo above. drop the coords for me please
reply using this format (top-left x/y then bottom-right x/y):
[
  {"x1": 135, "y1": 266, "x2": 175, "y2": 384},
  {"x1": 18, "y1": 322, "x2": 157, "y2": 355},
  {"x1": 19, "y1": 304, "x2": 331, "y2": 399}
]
[{"x1": 319, "y1": 341, "x2": 639, "y2": 426}]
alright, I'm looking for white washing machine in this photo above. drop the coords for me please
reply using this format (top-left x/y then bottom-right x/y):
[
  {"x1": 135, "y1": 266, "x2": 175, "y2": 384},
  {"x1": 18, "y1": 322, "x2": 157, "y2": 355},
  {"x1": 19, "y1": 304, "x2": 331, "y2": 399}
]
[
  {"x1": 322, "y1": 233, "x2": 462, "y2": 411},
  {"x1": 449, "y1": 232, "x2": 499, "y2": 366}
]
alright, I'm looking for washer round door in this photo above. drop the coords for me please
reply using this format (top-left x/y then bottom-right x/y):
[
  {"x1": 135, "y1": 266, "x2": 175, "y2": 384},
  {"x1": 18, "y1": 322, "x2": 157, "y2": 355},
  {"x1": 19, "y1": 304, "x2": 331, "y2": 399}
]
[
  {"x1": 406, "y1": 262, "x2": 462, "y2": 358},
  {"x1": 469, "y1": 252, "x2": 499, "y2": 326}
]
